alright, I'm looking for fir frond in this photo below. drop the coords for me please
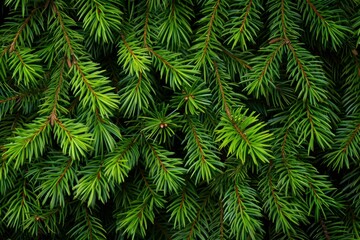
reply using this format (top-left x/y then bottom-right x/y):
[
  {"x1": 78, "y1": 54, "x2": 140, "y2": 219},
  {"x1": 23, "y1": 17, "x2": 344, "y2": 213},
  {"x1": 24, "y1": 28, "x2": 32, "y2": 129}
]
[
  {"x1": 220, "y1": 46, "x2": 252, "y2": 77},
  {"x1": 224, "y1": 0, "x2": 263, "y2": 50},
  {"x1": 143, "y1": 142, "x2": 185, "y2": 194},
  {"x1": 90, "y1": 117, "x2": 121, "y2": 156},
  {"x1": 75, "y1": 0, "x2": 122, "y2": 43},
  {"x1": 191, "y1": 0, "x2": 228, "y2": 69},
  {"x1": 148, "y1": 47, "x2": 198, "y2": 89},
  {"x1": 289, "y1": 101, "x2": 334, "y2": 151},
  {"x1": 271, "y1": 127, "x2": 308, "y2": 196},
  {"x1": 309, "y1": 216, "x2": 354, "y2": 240},
  {"x1": 259, "y1": 162, "x2": 308, "y2": 235},
  {"x1": 117, "y1": 174, "x2": 166, "y2": 239},
  {"x1": 140, "y1": 104, "x2": 181, "y2": 144},
  {"x1": 1, "y1": 0, "x2": 359, "y2": 238},
  {"x1": 35, "y1": 153, "x2": 77, "y2": 209},
  {"x1": 341, "y1": 167, "x2": 360, "y2": 235},
  {"x1": 4, "y1": 0, "x2": 31, "y2": 17},
  {"x1": 157, "y1": 0, "x2": 193, "y2": 50},
  {"x1": 0, "y1": 82, "x2": 41, "y2": 120},
  {"x1": 118, "y1": 33, "x2": 151, "y2": 76},
  {"x1": 68, "y1": 205, "x2": 107, "y2": 240},
  {"x1": 0, "y1": 7, "x2": 43, "y2": 48},
  {"x1": 49, "y1": 1, "x2": 85, "y2": 62},
  {"x1": 171, "y1": 193, "x2": 211, "y2": 240},
  {"x1": 305, "y1": 172, "x2": 340, "y2": 221},
  {"x1": 244, "y1": 41, "x2": 286, "y2": 98},
  {"x1": 53, "y1": 118, "x2": 92, "y2": 160},
  {"x1": 103, "y1": 137, "x2": 139, "y2": 184},
  {"x1": 167, "y1": 182, "x2": 200, "y2": 229},
  {"x1": 183, "y1": 116, "x2": 223, "y2": 183},
  {"x1": 211, "y1": 60, "x2": 246, "y2": 111},
  {"x1": 325, "y1": 116, "x2": 360, "y2": 170},
  {"x1": 3, "y1": 178, "x2": 38, "y2": 231},
  {"x1": 174, "y1": 81, "x2": 212, "y2": 115},
  {"x1": 73, "y1": 159, "x2": 113, "y2": 207},
  {"x1": 342, "y1": 51, "x2": 360, "y2": 115},
  {"x1": 39, "y1": 59, "x2": 69, "y2": 118},
  {"x1": 8, "y1": 47, "x2": 43, "y2": 87},
  {"x1": 118, "y1": 72, "x2": 155, "y2": 117},
  {"x1": 4, "y1": 117, "x2": 51, "y2": 168},
  {"x1": 268, "y1": 0, "x2": 302, "y2": 39},
  {"x1": 223, "y1": 182, "x2": 264, "y2": 239},
  {"x1": 216, "y1": 108, "x2": 273, "y2": 164},
  {"x1": 70, "y1": 59, "x2": 119, "y2": 118},
  {"x1": 297, "y1": 0, "x2": 351, "y2": 50},
  {"x1": 285, "y1": 42, "x2": 328, "y2": 105}
]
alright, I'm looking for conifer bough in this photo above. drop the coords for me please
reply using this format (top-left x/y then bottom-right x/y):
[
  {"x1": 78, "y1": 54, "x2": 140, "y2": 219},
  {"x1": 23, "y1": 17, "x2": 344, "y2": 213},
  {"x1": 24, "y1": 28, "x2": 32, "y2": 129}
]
[{"x1": 0, "y1": 0, "x2": 360, "y2": 239}]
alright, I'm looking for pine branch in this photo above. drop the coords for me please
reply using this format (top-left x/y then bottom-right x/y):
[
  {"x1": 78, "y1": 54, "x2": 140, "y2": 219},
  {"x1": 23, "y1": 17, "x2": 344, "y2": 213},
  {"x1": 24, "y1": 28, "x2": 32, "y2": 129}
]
[
  {"x1": 211, "y1": 60, "x2": 245, "y2": 112},
  {"x1": 223, "y1": 181, "x2": 264, "y2": 239},
  {"x1": 73, "y1": 159, "x2": 113, "y2": 207},
  {"x1": 157, "y1": 0, "x2": 193, "y2": 50},
  {"x1": 8, "y1": 7, "x2": 40, "y2": 51},
  {"x1": 1, "y1": 0, "x2": 359, "y2": 238},
  {"x1": 71, "y1": 59, "x2": 119, "y2": 118},
  {"x1": 271, "y1": 128, "x2": 308, "y2": 196},
  {"x1": 8, "y1": 47, "x2": 43, "y2": 87},
  {"x1": 191, "y1": 0, "x2": 228, "y2": 70},
  {"x1": 171, "y1": 193, "x2": 211, "y2": 240},
  {"x1": 220, "y1": 46, "x2": 252, "y2": 70},
  {"x1": 53, "y1": 118, "x2": 92, "y2": 160},
  {"x1": 75, "y1": 0, "x2": 122, "y2": 43},
  {"x1": 174, "y1": 81, "x2": 212, "y2": 115},
  {"x1": 140, "y1": 104, "x2": 181, "y2": 144},
  {"x1": 267, "y1": 0, "x2": 301, "y2": 39},
  {"x1": 103, "y1": 137, "x2": 139, "y2": 184},
  {"x1": 285, "y1": 42, "x2": 328, "y2": 105},
  {"x1": 305, "y1": 173, "x2": 339, "y2": 221},
  {"x1": 342, "y1": 50, "x2": 360, "y2": 114},
  {"x1": 216, "y1": 107, "x2": 273, "y2": 164},
  {"x1": 224, "y1": 0, "x2": 262, "y2": 50},
  {"x1": 341, "y1": 167, "x2": 360, "y2": 218},
  {"x1": 290, "y1": 101, "x2": 334, "y2": 151},
  {"x1": 39, "y1": 59, "x2": 68, "y2": 120},
  {"x1": 36, "y1": 153, "x2": 76, "y2": 209},
  {"x1": 118, "y1": 72, "x2": 155, "y2": 117},
  {"x1": 117, "y1": 172, "x2": 166, "y2": 239},
  {"x1": 167, "y1": 182, "x2": 199, "y2": 229},
  {"x1": 259, "y1": 161, "x2": 308, "y2": 235},
  {"x1": 183, "y1": 116, "x2": 223, "y2": 183},
  {"x1": 143, "y1": 141, "x2": 185, "y2": 194},
  {"x1": 3, "y1": 179, "x2": 38, "y2": 230},
  {"x1": 147, "y1": 47, "x2": 197, "y2": 89},
  {"x1": 68, "y1": 205, "x2": 107, "y2": 240},
  {"x1": 326, "y1": 116, "x2": 360, "y2": 169},
  {"x1": 51, "y1": 1, "x2": 78, "y2": 61},
  {"x1": 4, "y1": 117, "x2": 51, "y2": 168},
  {"x1": 118, "y1": 33, "x2": 151, "y2": 77},
  {"x1": 0, "y1": 83, "x2": 42, "y2": 120},
  {"x1": 309, "y1": 216, "x2": 353, "y2": 240},
  {"x1": 244, "y1": 41, "x2": 285, "y2": 98},
  {"x1": 90, "y1": 116, "x2": 121, "y2": 156},
  {"x1": 298, "y1": 0, "x2": 351, "y2": 50}
]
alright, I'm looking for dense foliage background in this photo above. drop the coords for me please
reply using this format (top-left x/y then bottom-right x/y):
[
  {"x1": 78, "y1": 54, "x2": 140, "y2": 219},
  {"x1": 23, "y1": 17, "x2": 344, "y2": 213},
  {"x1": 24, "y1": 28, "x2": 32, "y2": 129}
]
[{"x1": 1, "y1": 0, "x2": 360, "y2": 239}]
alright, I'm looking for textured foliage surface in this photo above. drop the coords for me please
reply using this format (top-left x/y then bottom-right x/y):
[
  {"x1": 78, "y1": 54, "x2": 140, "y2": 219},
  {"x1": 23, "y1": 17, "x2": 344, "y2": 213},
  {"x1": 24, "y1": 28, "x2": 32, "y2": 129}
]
[{"x1": 1, "y1": 0, "x2": 360, "y2": 239}]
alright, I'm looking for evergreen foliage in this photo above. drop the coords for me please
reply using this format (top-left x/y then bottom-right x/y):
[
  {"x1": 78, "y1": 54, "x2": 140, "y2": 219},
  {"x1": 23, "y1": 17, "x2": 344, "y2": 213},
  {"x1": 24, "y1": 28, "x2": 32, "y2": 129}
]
[{"x1": 1, "y1": 0, "x2": 360, "y2": 239}]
